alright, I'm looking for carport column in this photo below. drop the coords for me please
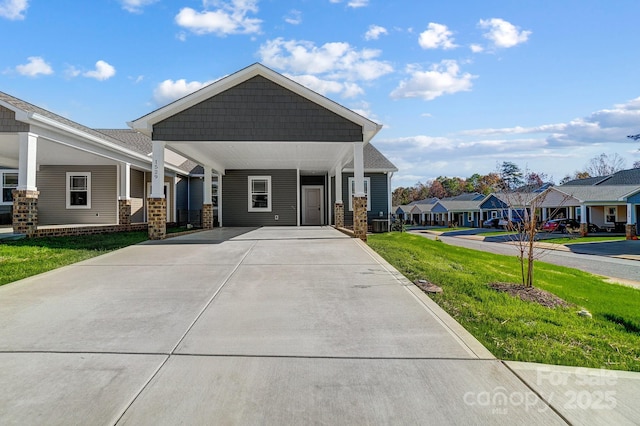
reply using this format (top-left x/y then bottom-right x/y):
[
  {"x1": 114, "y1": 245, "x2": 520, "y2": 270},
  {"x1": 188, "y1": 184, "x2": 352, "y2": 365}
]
[
  {"x1": 334, "y1": 167, "x2": 344, "y2": 229},
  {"x1": 352, "y1": 142, "x2": 367, "y2": 241},
  {"x1": 148, "y1": 141, "x2": 166, "y2": 240},
  {"x1": 13, "y1": 132, "x2": 39, "y2": 236},
  {"x1": 579, "y1": 204, "x2": 588, "y2": 236},
  {"x1": 118, "y1": 162, "x2": 131, "y2": 226},
  {"x1": 202, "y1": 167, "x2": 213, "y2": 229},
  {"x1": 626, "y1": 203, "x2": 637, "y2": 240}
]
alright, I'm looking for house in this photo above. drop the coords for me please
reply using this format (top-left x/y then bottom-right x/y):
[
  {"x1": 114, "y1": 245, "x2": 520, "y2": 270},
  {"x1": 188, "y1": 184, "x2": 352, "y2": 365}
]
[
  {"x1": 433, "y1": 193, "x2": 485, "y2": 227},
  {"x1": 537, "y1": 168, "x2": 640, "y2": 238},
  {"x1": 0, "y1": 63, "x2": 397, "y2": 241}
]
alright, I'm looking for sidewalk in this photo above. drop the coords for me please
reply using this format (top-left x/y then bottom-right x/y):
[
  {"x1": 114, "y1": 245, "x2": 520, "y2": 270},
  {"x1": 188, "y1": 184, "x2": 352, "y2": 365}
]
[{"x1": 0, "y1": 227, "x2": 638, "y2": 424}]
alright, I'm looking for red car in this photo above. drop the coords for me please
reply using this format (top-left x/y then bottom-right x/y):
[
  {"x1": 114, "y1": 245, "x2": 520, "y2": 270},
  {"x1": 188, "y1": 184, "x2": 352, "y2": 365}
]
[{"x1": 541, "y1": 219, "x2": 579, "y2": 233}]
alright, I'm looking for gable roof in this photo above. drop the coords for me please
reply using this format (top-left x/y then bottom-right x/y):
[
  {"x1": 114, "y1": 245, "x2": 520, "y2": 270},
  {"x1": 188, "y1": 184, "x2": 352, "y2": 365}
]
[
  {"x1": 551, "y1": 185, "x2": 640, "y2": 203},
  {"x1": 129, "y1": 63, "x2": 381, "y2": 141},
  {"x1": 343, "y1": 143, "x2": 397, "y2": 172}
]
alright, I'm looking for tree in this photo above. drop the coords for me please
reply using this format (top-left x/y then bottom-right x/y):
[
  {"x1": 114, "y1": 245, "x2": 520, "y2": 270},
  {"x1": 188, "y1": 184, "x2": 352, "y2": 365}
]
[
  {"x1": 633, "y1": 160, "x2": 640, "y2": 169},
  {"x1": 584, "y1": 153, "x2": 626, "y2": 177},
  {"x1": 498, "y1": 161, "x2": 523, "y2": 190}
]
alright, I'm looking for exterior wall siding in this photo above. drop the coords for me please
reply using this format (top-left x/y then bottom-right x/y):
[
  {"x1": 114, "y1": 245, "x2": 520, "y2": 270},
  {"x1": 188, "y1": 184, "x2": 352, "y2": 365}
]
[
  {"x1": 130, "y1": 169, "x2": 145, "y2": 223},
  {"x1": 153, "y1": 76, "x2": 363, "y2": 143},
  {"x1": 143, "y1": 174, "x2": 175, "y2": 222},
  {"x1": 37, "y1": 165, "x2": 117, "y2": 225},
  {"x1": 222, "y1": 169, "x2": 297, "y2": 226},
  {"x1": 332, "y1": 173, "x2": 389, "y2": 225},
  {"x1": 0, "y1": 106, "x2": 29, "y2": 132}
]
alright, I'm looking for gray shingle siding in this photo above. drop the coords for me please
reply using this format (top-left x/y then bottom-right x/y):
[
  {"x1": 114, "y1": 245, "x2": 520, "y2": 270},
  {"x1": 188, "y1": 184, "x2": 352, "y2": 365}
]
[
  {"x1": 0, "y1": 105, "x2": 29, "y2": 133},
  {"x1": 153, "y1": 76, "x2": 363, "y2": 142},
  {"x1": 222, "y1": 169, "x2": 297, "y2": 226}
]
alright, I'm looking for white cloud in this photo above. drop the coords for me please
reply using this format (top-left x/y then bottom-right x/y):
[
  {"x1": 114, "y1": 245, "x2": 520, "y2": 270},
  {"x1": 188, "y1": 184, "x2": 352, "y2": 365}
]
[
  {"x1": 119, "y1": 0, "x2": 157, "y2": 13},
  {"x1": 284, "y1": 9, "x2": 301, "y2": 25},
  {"x1": 175, "y1": 0, "x2": 261, "y2": 36},
  {"x1": 83, "y1": 60, "x2": 116, "y2": 81},
  {"x1": 418, "y1": 23, "x2": 457, "y2": 50},
  {"x1": 285, "y1": 73, "x2": 364, "y2": 98},
  {"x1": 364, "y1": 25, "x2": 388, "y2": 41},
  {"x1": 153, "y1": 78, "x2": 216, "y2": 105},
  {"x1": 0, "y1": 0, "x2": 27, "y2": 20},
  {"x1": 390, "y1": 60, "x2": 476, "y2": 100},
  {"x1": 478, "y1": 18, "x2": 531, "y2": 49},
  {"x1": 16, "y1": 56, "x2": 53, "y2": 77},
  {"x1": 258, "y1": 38, "x2": 393, "y2": 82},
  {"x1": 329, "y1": 0, "x2": 369, "y2": 7},
  {"x1": 470, "y1": 44, "x2": 484, "y2": 53}
]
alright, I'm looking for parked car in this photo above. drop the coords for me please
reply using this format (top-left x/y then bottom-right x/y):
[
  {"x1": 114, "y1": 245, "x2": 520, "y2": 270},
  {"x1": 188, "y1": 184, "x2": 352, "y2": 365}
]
[
  {"x1": 542, "y1": 219, "x2": 601, "y2": 233},
  {"x1": 541, "y1": 219, "x2": 578, "y2": 233},
  {"x1": 498, "y1": 216, "x2": 524, "y2": 230},
  {"x1": 482, "y1": 218, "x2": 500, "y2": 228}
]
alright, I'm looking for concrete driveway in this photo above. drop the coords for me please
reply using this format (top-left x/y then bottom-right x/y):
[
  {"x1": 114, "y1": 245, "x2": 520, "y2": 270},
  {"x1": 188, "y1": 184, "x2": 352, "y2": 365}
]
[{"x1": 1, "y1": 227, "x2": 638, "y2": 425}]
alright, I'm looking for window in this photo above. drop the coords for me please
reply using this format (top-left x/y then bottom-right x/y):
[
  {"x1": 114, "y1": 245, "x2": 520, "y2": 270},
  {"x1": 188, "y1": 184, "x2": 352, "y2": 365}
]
[
  {"x1": 491, "y1": 211, "x2": 498, "y2": 219},
  {"x1": 467, "y1": 213, "x2": 473, "y2": 222},
  {"x1": 1, "y1": 170, "x2": 18, "y2": 204},
  {"x1": 248, "y1": 176, "x2": 271, "y2": 212},
  {"x1": 605, "y1": 206, "x2": 616, "y2": 224},
  {"x1": 66, "y1": 172, "x2": 91, "y2": 209},
  {"x1": 212, "y1": 183, "x2": 218, "y2": 207},
  {"x1": 348, "y1": 177, "x2": 371, "y2": 211}
]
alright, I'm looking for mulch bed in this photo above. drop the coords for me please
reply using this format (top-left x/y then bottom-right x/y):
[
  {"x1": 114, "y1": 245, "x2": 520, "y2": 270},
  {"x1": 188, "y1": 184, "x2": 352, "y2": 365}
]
[{"x1": 488, "y1": 282, "x2": 571, "y2": 309}]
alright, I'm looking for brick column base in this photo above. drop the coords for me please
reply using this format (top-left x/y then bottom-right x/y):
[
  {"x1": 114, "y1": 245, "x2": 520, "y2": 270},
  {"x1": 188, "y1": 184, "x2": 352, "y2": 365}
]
[
  {"x1": 626, "y1": 224, "x2": 637, "y2": 240},
  {"x1": 579, "y1": 222, "x2": 588, "y2": 237},
  {"x1": 119, "y1": 199, "x2": 132, "y2": 225},
  {"x1": 12, "y1": 189, "x2": 39, "y2": 236},
  {"x1": 148, "y1": 198, "x2": 166, "y2": 240},
  {"x1": 353, "y1": 196, "x2": 368, "y2": 242},
  {"x1": 334, "y1": 202, "x2": 344, "y2": 229},
  {"x1": 202, "y1": 204, "x2": 214, "y2": 230}
]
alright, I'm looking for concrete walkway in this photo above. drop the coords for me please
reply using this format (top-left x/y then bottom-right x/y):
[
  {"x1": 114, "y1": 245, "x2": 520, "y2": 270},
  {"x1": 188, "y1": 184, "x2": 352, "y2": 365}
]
[{"x1": 1, "y1": 227, "x2": 638, "y2": 425}]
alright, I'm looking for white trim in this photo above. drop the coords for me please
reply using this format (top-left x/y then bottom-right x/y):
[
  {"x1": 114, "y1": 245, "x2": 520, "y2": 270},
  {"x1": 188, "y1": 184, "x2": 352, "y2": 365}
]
[
  {"x1": 248, "y1": 176, "x2": 272, "y2": 212},
  {"x1": 66, "y1": 172, "x2": 91, "y2": 209},
  {"x1": 348, "y1": 177, "x2": 371, "y2": 211},
  {"x1": 605, "y1": 206, "x2": 617, "y2": 224},
  {"x1": 1, "y1": 169, "x2": 18, "y2": 205}
]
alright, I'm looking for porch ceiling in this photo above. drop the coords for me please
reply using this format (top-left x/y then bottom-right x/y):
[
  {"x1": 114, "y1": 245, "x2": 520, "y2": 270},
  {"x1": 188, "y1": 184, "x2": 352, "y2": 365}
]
[
  {"x1": 167, "y1": 140, "x2": 354, "y2": 174},
  {"x1": 0, "y1": 134, "x2": 115, "y2": 168}
]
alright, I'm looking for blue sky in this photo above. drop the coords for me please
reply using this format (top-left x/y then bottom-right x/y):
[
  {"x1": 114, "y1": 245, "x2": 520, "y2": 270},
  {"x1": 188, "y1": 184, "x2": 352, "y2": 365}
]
[{"x1": 2, "y1": 0, "x2": 640, "y2": 188}]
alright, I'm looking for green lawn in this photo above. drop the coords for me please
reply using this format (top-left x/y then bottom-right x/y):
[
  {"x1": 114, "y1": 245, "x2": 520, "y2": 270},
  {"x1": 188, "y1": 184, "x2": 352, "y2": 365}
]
[
  {"x1": 368, "y1": 232, "x2": 640, "y2": 372},
  {"x1": 542, "y1": 235, "x2": 626, "y2": 244},
  {"x1": 0, "y1": 231, "x2": 149, "y2": 286}
]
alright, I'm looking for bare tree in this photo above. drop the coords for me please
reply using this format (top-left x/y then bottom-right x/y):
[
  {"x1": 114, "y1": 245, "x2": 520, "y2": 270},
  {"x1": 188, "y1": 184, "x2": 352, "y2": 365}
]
[
  {"x1": 584, "y1": 153, "x2": 626, "y2": 177},
  {"x1": 499, "y1": 185, "x2": 570, "y2": 288}
]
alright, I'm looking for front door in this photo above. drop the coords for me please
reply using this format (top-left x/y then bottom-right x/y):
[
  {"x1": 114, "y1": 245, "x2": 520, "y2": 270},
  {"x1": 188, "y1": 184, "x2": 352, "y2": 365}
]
[{"x1": 302, "y1": 186, "x2": 323, "y2": 225}]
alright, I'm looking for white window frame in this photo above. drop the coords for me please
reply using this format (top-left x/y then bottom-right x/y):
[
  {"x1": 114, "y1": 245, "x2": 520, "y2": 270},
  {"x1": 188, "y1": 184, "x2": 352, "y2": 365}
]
[
  {"x1": 605, "y1": 206, "x2": 617, "y2": 224},
  {"x1": 491, "y1": 211, "x2": 498, "y2": 219},
  {"x1": 348, "y1": 177, "x2": 371, "y2": 211},
  {"x1": 467, "y1": 212, "x2": 473, "y2": 222},
  {"x1": 66, "y1": 172, "x2": 91, "y2": 209},
  {"x1": 248, "y1": 176, "x2": 272, "y2": 212},
  {"x1": 1, "y1": 170, "x2": 18, "y2": 205}
]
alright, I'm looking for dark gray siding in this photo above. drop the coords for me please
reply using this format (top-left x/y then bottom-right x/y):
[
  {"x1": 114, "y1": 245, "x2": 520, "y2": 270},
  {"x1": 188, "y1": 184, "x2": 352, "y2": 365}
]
[
  {"x1": 331, "y1": 173, "x2": 389, "y2": 225},
  {"x1": 0, "y1": 106, "x2": 29, "y2": 132},
  {"x1": 153, "y1": 76, "x2": 363, "y2": 143},
  {"x1": 222, "y1": 169, "x2": 297, "y2": 226},
  {"x1": 37, "y1": 165, "x2": 117, "y2": 225}
]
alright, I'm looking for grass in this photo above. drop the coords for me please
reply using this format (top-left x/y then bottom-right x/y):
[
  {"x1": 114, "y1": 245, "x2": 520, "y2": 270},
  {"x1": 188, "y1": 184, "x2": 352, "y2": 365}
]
[
  {"x1": 0, "y1": 231, "x2": 149, "y2": 286},
  {"x1": 368, "y1": 232, "x2": 640, "y2": 372},
  {"x1": 541, "y1": 235, "x2": 626, "y2": 244}
]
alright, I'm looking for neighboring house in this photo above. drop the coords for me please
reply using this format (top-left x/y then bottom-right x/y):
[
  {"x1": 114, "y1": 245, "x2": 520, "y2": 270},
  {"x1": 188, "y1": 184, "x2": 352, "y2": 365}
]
[
  {"x1": 433, "y1": 193, "x2": 485, "y2": 227},
  {"x1": 538, "y1": 168, "x2": 640, "y2": 237},
  {"x1": 0, "y1": 63, "x2": 397, "y2": 241},
  {"x1": 478, "y1": 194, "x2": 509, "y2": 222}
]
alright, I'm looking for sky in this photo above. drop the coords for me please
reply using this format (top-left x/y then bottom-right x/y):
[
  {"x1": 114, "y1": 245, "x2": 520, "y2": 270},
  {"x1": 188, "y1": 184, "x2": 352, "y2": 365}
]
[{"x1": 1, "y1": 0, "x2": 640, "y2": 189}]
